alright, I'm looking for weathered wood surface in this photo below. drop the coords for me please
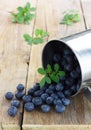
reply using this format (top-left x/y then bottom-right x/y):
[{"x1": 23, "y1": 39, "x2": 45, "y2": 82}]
[
  {"x1": 0, "y1": 0, "x2": 91, "y2": 130},
  {"x1": 0, "y1": 0, "x2": 36, "y2": 130},
  {"x1": 23, "y1": 0, "x2": 91, "y2": 130}
]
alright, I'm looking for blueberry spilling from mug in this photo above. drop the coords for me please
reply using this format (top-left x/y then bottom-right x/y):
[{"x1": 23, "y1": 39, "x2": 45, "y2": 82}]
[{"x1": 5, "y1": 46, "x2": 81, "y2": 117}]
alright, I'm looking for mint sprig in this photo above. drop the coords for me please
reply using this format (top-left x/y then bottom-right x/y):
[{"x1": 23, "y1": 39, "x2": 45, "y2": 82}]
[
  {"x1": 60, "y1": 10, "x2": 80, "y2": 26},
  {"x1": 38, "y1": 64, "x2": 66, "y2": 87},
  {"x1": 12, "y1": 2, "x2": 36, "y2": 24},
  {"x1": 24, "y1": 29, "x2": 49, "y2": 45}
]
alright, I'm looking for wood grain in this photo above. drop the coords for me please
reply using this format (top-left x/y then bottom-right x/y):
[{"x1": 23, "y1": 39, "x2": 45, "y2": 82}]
[
  {"x1": 0, "y1": 0, "x2": 37, "y2": 130},
  {"x1": 23, "y1": 125, "x2": 91, "y2": 130},
  {"x1": 81, "y1": 0, "x2": 91, "y2": 29},
  {"x1": 45, "y1": 0, "x2": 85, "y2": 40}
]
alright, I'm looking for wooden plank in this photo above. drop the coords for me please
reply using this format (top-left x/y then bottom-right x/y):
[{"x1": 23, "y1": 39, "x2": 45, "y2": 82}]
[
  {"x1": 0, "y1": 0, "x2": 35, "y2": 12},
  {"x1": 0, "y1": 0, "x2": 37, "y2": 130},
  {"x1": 81, "y1": 0, "x2": 91, "y2": 29},
  {"x1": 23, "y1": 125, "x2": 91, "y2": 130},
  {"x1": 23, "y1": 0, "x2": 91, "y2": 130},
  {"x1": 23, "y1": 0, "x2": 49, "y2": 128},
  {"x1": 45, "y1": 0, "x2": 85, "y2": 40}
]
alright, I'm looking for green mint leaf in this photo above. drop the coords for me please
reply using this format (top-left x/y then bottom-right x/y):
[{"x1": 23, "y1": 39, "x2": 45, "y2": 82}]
[
  {"x1": 11, "y1": 2, "x2": 36, "y2": 24},
  {"x1": 33, "y1": 38, "x2": 43, "y2": 44},
  {"x1": 39, "y1": 29, "x2": 43, "y2": 35},
  {"x1": 50, "y1": 73, "x2": 56, "y2": 82},
  {"x1": 24, "y1": 28, "x2": 49, "y2": 45},
  {"x1": 38, "y1": 64, "x2": 66, "y2": 87},
  {"x1": 45, "y1": 77, "x2": 51, "y2": 84},
  {"x1": 23, "y1": 34, "x2": 32, "y2": 44},
  {"x1": 17, "y1": 16, "x2": 24, "y2": 23},
  {"x1": 41, "y1": 31, "x2": 49, "y2": 38},
  {"x1": 12, "y1": 17, "x2": 17, "y2": 23},
  {"x1": 37, "y1": 68, "x2": 46, "y2": 75},
  {"x1": 60, "y1": 10, "x2": 80, "y2": 26},
  {"x1": 54, "y1": 64, "x2": 60, "y2": 72},
  {"x1": 72, "y1": 14, "x2": 80, "y2": 22},
  {"x1": 24, "y1": 21, "x2": 30, "y2": 25},
  {"x1": 35, "y1": 29, "x2": 40, "y2": 37},
  {"x1": 30, "y1": 7, "x2": 36, "y2": 11},
  {"x1": 25, "y1": 2, "x2": 31, "y2": 10},
  {"x1": 24, "y1": 13, "x2": 35, "y2": 22},
  {"x1": 58, "y1": 71, "x2": 65, "y2": 76},
  {"x1": 54, "y1": 75, "x2": 60, "y2": 83},
  {"x1": 40, "y1": 77, "x2": 46, "y2": 87},
  {"x1": 50, "y1": 73, "x2": 59, "y2": 83},
  {"x1": 46, "y1": 64, "x2": 52, "y2": 73},
  {"x1": 17, "y1": 7, "x2": 24, "y2": 13},
  {"x1": 39, "y1": 30, "x2": 49, "y2": 38}
]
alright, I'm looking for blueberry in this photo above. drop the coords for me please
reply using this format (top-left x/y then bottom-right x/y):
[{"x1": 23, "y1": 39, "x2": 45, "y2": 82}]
[
  {"x1": 76, "y1": 66, "x2": 81, "y2": 74},
  {"x1": 63, "y1": 49, "x2": 72, "y2": 55},
  {"x1": 48, "y1": 84, "x2": 55, "y2": 91},
  {"x1": 70, "y1": 70, "x2": 79, "y2": 79},
  {"x1": 60, "y1": 76, "x2": 66, "y2": 81},
  {"x1": 55, "y1": 83, "x2": 64, "y2": 91},
  {"x1": 41, "y1": 104, "x2": 51, "y2": 112},
  {"x1": 51, "y1": 93, "x2": 58, "y2": 99},
  {"x1": 53, "y1": 99, "x2": 62, "y2": 105},
  {"x1": 28, "y1": 88, "x2": 35, "y2": 95},
  {"x1": 53, "y1": 99, "x2": 58, "y2": 105},
  {"x1": 22, "y1": 95, "x2": 32, "y2": 103},
  {"x1": 55, "y1": 104, "x2": 66, "y2": 113},
  {"x1": 71, "y1": 85, "x2": 77, "y2": 93},
  {"x1": 46, "y1": 96, "x2": 54, "y2": 105},
  {"x1": 57, "y1": 91, "x2": 65, "y2": 98},
  {"x1": 8, "y1": 106, "x2": 18, "y2": 117},
  {"x1": 53, "y1": 53, "x2": 61, "y2": 62},
  {"x1": 64, "y1": 89, "x2": 72, "y2": 97},
  {"x1": 5, "y1": 92, "x2": 14, "y2": 100},
  {"x1": 78, "y1": 80, "x2": 81, "y2": 85},
  {"x1": 65, "y1": 77, "x2": 74, "y2": 86},
  {"x1": 45, "y1": 88, "x2": 54, "y2": 95},
  {"x1": 61, "y1": 98, "x2": 70, "y2": 106},
  {"x1": 15, "y1": 92, "x2": 25, "y2": 100},
  {"x1": 56, "y1": 99, "x2": 62, "y2": 105},
  {"x1": 32, "y1": 97, "x2": 42, "y2": 106},
  {"x1": 64, "y1": 64, "x2": 73, "y2": 72},
  {"x1": 61, "y1": 59, "x2": 67, "y2": 67},
  {"x1": 33, "y1": 83, "x2": 40, "y2": 91},
  {"x1": 11, "y1": 100, "x2": 20, "y2": 108},
  {"x1": 41, "y1": 93, "x2": 49, "y2": 101},
  {"x1": 24, "y1": 102, "x2": 34, "y2": 112},
  {"x1": 34, "y1": 90, "x2": 44, "y2": 96},
  {"x1": 64, "y1": 55, "x2": 73, "y2": 63},
  {"x1": 40, "y1": 84, "x2": 48, "y2": 91},
  {"x1": 16, "y1": 84, "x2": 24, "y2": 92}
]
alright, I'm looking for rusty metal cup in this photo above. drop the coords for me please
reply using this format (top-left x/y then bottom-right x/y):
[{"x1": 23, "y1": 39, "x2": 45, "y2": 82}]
[{"x1": 42, "y1": 30, "x2": 91, "y2": 101}]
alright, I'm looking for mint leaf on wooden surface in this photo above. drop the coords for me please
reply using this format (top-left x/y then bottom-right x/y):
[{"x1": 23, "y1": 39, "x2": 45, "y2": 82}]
[
  {"x1": 11, "y1": 2, "x2": 36, "y2": 24},
  {"x1": 60, "y1": 10, "x2": 80, "y2": 26},
  {"x1": 24, "y1": 29, "x2": 49, "y2": 45}
]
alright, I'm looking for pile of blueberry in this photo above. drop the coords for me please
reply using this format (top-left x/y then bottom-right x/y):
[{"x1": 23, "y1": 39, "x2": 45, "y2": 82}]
[
  {"x1": 5, "y1": 83, "x2": 71, "y2": 117},
  {"x1": 5, "y1": 46, "x2": 81, "y2": 117},
  {"x1": 5, "y1": 84, "x2": 25, "y2": 117},
  {"x1": 52, "y1": 45, "x2": 81, "y2": 96}
]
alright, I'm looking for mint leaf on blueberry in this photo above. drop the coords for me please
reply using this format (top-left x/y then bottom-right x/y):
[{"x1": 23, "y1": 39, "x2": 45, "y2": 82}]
[{"x1": 38, "y1": 63, "x2": 66, "y2": 87}]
